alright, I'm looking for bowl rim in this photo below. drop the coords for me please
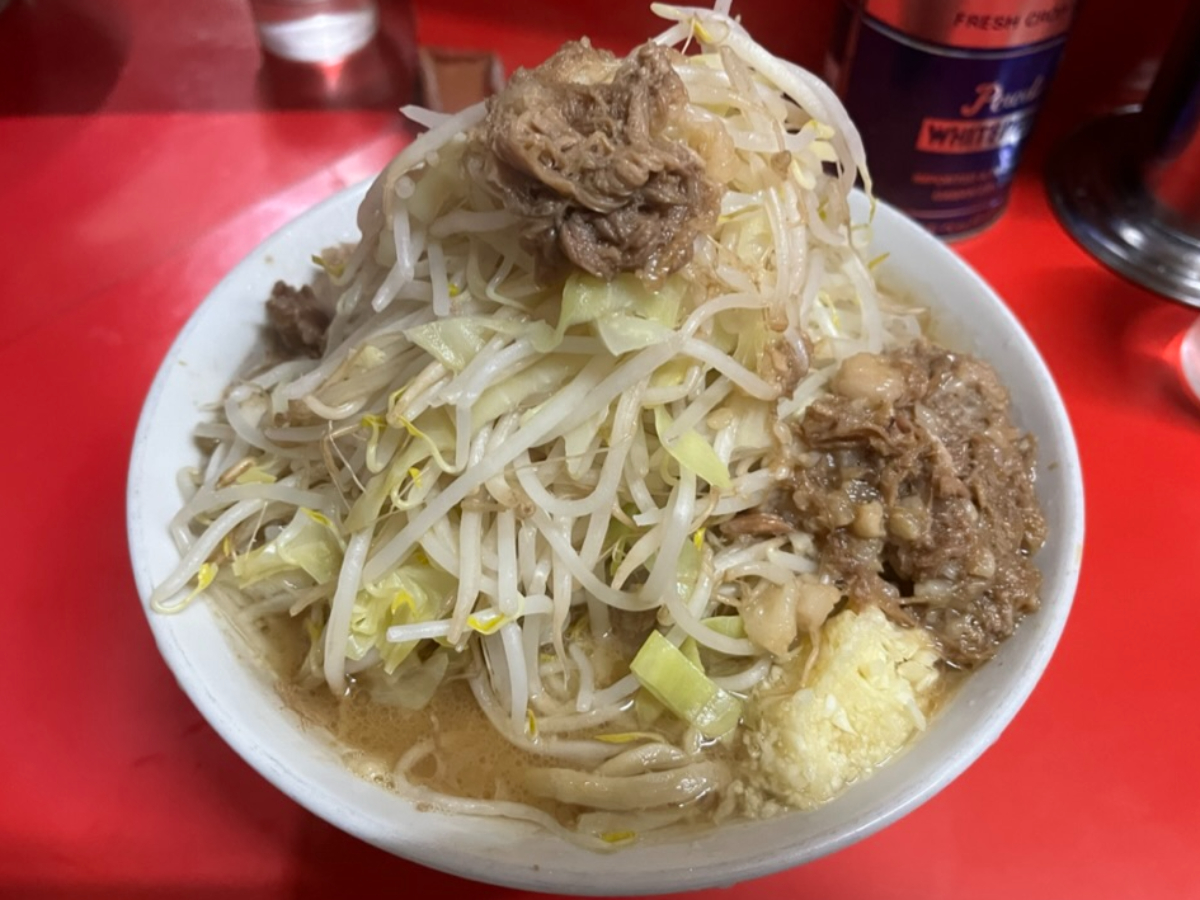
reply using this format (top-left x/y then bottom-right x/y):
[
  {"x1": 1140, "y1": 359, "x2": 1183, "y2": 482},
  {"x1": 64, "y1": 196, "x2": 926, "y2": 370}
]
[{"x1": 127, "y1": 178, "x2": 1085, "y2": 895}]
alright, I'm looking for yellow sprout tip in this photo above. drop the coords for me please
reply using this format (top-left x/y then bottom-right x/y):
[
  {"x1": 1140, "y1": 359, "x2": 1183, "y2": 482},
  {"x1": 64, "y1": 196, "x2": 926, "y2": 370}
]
[
  {"x1": 468, "y1": 611, "x2": 509, "y2": 635},
  {"x1": 303, "y1": 508, "x2": 334, "y2": 528},
  {"x1": 600, "y1": 831, "x2": 637, "y2": 844},
  {"x1": 390, "y1": 590, "x2": 416, "y2": 614}
]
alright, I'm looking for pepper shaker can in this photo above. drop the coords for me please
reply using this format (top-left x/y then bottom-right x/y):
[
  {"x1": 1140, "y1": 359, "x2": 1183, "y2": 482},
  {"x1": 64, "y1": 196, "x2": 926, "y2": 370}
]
[{"x1": 828, "y1": 1, "x2": 1077, "y2": 238}]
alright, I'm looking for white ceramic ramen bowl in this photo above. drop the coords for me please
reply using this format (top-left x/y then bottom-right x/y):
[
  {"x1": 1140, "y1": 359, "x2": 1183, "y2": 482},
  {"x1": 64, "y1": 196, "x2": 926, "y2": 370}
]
[{"x1": 127, "y1": 180, "x2": 1085, "y2": 895}]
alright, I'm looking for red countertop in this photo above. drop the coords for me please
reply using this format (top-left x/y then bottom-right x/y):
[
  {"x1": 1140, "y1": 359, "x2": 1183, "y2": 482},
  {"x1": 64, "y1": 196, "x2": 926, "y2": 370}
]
[{"x1": 2, "y1": 1, "x2": 1198, "y2": 898}]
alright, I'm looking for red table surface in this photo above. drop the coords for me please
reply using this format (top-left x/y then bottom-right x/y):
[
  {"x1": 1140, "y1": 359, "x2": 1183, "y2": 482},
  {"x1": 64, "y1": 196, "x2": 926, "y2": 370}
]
[{"x1": 3, "y1": 1, "x2": 1198, "y2": 898}]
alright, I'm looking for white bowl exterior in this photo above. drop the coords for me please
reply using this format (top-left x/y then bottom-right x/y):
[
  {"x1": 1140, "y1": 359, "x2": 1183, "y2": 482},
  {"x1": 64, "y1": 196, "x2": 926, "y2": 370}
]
[{"x1": 128, "y1": 184, "x2": 1085, "y2": 895}]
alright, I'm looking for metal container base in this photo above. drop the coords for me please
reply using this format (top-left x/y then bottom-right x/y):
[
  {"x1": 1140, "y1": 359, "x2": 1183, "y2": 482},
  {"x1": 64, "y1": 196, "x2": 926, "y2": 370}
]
[{"x1": 1046, "y1": 110, "x2": 1200, "y2": 308}]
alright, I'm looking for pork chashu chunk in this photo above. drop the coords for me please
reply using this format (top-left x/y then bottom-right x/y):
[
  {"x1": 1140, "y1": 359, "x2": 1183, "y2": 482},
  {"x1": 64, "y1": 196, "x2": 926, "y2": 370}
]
[
  {"x1": 265, "y1": 280, "x2": 330, "y2": 358},
  {"x1": 784, "y1": 342, "x2": 1047, "y2": 667},
  {"x1": 467, "y1": 41, "x2": 721, "y2": 283}
]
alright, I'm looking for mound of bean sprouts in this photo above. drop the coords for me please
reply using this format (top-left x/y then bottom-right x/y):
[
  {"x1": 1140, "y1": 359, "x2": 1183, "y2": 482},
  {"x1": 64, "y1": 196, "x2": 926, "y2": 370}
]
[{"x1": 152, "y1": 2, "x2": 928, "y2": 846}]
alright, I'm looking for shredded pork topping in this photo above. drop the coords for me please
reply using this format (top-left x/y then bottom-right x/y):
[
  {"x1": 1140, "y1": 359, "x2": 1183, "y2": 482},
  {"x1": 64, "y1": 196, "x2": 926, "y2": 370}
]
[
  {"x1": 787, "y1": 342, "x2": 1046, "y2": 667},
  {"x1": 468, "y1": 41, "x2": 721, "y2": 283}
]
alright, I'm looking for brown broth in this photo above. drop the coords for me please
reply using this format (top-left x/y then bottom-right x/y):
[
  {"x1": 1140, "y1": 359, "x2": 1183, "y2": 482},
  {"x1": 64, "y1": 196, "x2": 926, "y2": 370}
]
[
  {"x1": 262, "y1": 612, "x2": 552, "y2": 807},
  {"x1": 257, "y1": 610, "x2": 705, "y2": 825},
  {"x1": 244, "y1": 600, "x2": 958, "y2": 833}
]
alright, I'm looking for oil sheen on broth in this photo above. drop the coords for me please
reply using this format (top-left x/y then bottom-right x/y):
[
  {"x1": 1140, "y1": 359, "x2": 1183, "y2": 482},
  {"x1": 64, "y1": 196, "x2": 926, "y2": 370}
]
[{"x1": 264, "y1": 609, "x2": 746, "y2": 825}]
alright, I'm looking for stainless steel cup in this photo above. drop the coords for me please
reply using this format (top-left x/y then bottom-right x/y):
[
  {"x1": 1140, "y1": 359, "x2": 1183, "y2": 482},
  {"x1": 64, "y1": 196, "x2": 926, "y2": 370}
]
[{"x1": 1047, "y1": 2, "x2": 1200, "y2": 305}]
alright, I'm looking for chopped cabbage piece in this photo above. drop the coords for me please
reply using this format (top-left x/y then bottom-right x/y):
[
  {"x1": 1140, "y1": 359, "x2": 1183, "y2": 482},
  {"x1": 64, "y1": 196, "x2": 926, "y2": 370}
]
[
  {"x1": 231, "y1": 509, "x2": 342, "y2": 587},
  {"x1": 555, "y1": 272, "x2": 684, "y2": 355},
  {"x1": 654, "y1": 406, "x2": 732, "y2": 489},
  {"x1": 364, "y1": 648, "x2": 451, "y2": 710},
  {"x1": 630, "y1": 630, "x2": 743, "y2": 739},
  {"x1": 405, "y1": 318, "x2": 490, "y2": 371},
  {"x1": 348, "y1": 563, "x2": 457, "y2": 672}
]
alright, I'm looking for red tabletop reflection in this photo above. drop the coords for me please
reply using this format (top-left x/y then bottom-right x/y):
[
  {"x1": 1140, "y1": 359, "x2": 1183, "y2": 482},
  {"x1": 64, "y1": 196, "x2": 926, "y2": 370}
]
[{"x1": 2, "y1": 1, "x2": 1198, "y2": 898}]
